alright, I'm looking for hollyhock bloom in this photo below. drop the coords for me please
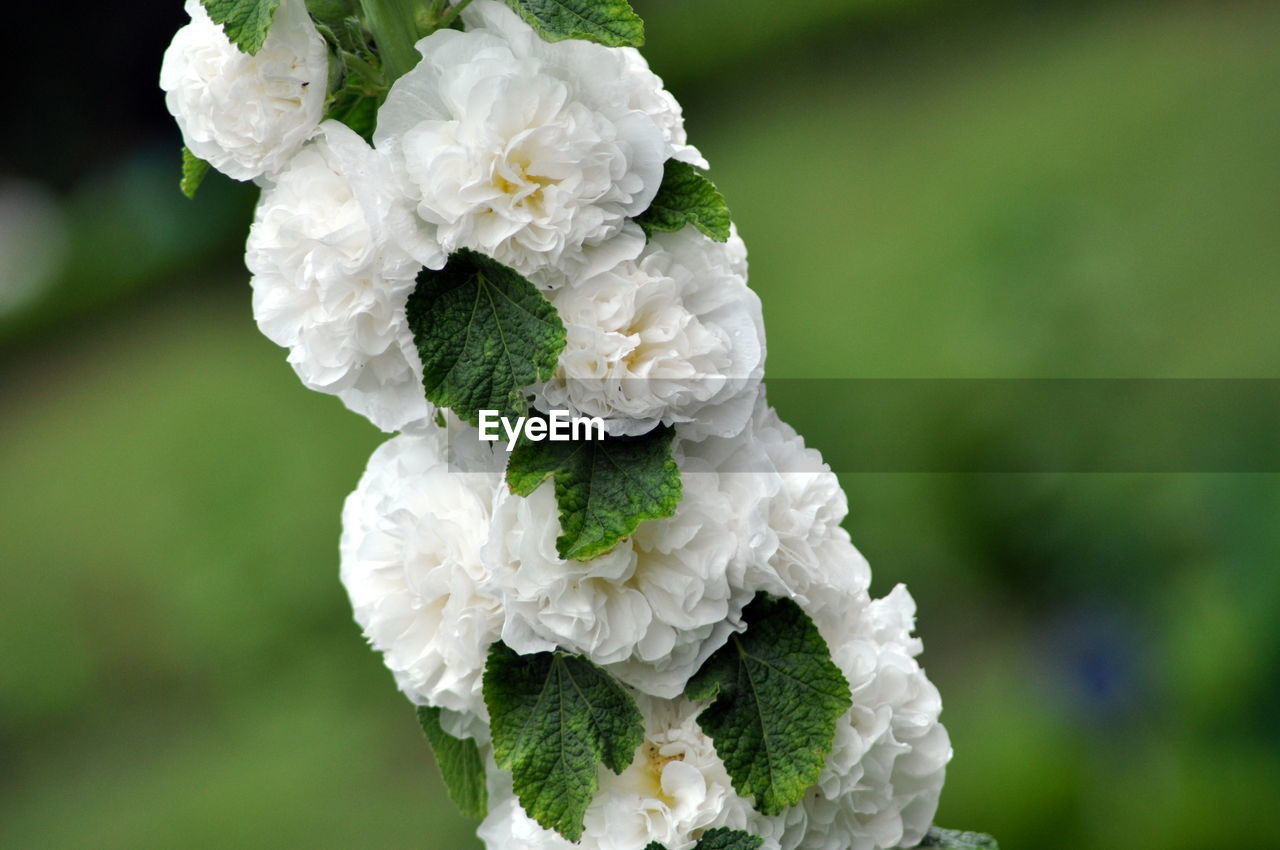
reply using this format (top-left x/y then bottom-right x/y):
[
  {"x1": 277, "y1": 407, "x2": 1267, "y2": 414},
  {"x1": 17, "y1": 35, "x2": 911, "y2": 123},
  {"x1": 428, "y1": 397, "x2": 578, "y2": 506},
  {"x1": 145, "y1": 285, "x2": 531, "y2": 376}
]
[
  {"x1": 780, "y1": 586, "x2": 951, "y2": 850},
  {"x1": 481, "y1": 449, "x2": 773, "y2": 698},
  {"x1": 160, "y1": 0, "x2": 327, "y2": 181},
  {"x1": 246, "y1": 121, "x2": 429, "y2": 432},
  {"x1": 339, "y1": 423, "x2": 505, "y2": 732},
  {"x1": 540, "y1": 227, "x2": 765, "y2": 441},
  {"x1": 373, "y1": 0, "x2": 687, "y2": 284},
  {"x1": 617, "y1": 49, "x2": 708, "y2": 170},
  {"x1": 478, "y1": 697, "x2": 779, "y2": 850},
  {"x1": 693, "y1": 396, "x2": 871, "y2": 628}
]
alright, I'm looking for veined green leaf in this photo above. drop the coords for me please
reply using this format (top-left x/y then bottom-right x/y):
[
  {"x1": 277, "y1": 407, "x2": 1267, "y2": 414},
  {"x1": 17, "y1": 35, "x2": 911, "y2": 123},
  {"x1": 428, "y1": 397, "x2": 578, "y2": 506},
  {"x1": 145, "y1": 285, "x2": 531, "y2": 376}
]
[
  {"x1": 406, "y1": 250, "x2": 566, "y2": 425},
  {"x1": 484, "y1": 644, "x2": 645, "y2": 841},
  {"x1": 180, "y1": 147, "x2": 211, "y2": 200},
  {"x1": 505, "y1": 0, "x2": 644, "y2": 47},
  {"x1": 506, "y1": 422, "x2": 681, "y2": 561},
  {"x1": 201, "y1": 0, "x2": 283, "y2": 55},
  {"x1": 415, "y1": 706, "x2": 488, "y2": 819},
  {"x1": 635, "y1": 160, "x2": 732, "y2": 243},
  {"x1": 687, "y1": 594, "x2": 852, "y2": 816}
]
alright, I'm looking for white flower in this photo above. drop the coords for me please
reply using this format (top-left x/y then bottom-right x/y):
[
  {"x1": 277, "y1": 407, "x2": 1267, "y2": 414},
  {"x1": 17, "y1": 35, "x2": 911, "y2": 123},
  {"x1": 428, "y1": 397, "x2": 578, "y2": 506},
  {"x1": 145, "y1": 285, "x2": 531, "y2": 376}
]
[
  {"x1": 339, "y1": 423, "x2": 506, "y2": 728},
  {"x1": 478, "y1": 696, "x2": 776, "y2": 850},
  {"x1": 539, "y1": 227, "x2": 765, "y2": 440},
  {"x1": 160, "y1": 0, "x2": 328, "y2": 182},
  {"x1": 617, "y1": 49, "x2": 707, "y2": 170},
  {"x1": 373, "y1": 0, "x2": 679, "y2": 283},
  {"x1": 482, "y1": 449, "x2": 772, "y2": 698},
  {"x1": 478, "y1": 795, "x2": 558, "y2": 850},
  {"x1": 781, "y1": 586, "x2": 951, "y2": 850},
  {"x1": 246, "y1": 121, "x2": 431, "y2": 432},
  {"x1": 693, "y1": 395, "x2": 871, "y2": 628}
]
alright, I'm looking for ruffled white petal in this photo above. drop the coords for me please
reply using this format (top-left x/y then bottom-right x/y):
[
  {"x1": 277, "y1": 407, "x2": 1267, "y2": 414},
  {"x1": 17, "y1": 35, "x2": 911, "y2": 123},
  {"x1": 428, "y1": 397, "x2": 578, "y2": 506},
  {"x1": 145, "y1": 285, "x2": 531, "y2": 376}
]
[
  {"x1": 246, "y1": 122, "x2": 430, "y2": 432},
  {"x1": 540, "y1": 226, "x2": 765, "y2": 441},
  {"x1": 779, "y1": 586, "x2": 951, "y2": 850},
  {"x1": 373, "y1": 1, "x2": 678, "y2": 284},
  {"x1": 160, "y1": 0, "x2": 328, "y2": 181},
  {"x1": 339, "y1": 421, "x2": 506, "y2": 726},
  {"x1": 481, "y1": 444, "x2": 772, "y2": 697}
]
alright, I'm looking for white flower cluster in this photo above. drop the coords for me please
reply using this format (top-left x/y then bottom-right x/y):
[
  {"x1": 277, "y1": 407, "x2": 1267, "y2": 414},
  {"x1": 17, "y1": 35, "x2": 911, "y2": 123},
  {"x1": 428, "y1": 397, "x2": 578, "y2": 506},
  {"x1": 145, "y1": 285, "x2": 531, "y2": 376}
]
[
  {"x1": 161, "y1": 2, "x2": 950, "y2": 848},
  {"x1": 338, "y1": 399, "x2": 949, "y2": 850},
  {"x1": 163, "y1": 0, "x2": 763, "y2": 436}
]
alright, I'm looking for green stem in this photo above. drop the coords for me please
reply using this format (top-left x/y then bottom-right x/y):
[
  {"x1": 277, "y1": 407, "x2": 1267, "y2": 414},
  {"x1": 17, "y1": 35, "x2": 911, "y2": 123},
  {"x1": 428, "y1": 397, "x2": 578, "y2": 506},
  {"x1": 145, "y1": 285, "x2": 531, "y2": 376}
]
[
  {"x1": 438, "y1": 0, "x2": 474, "y2": 29},
  {"x1": 358, "y1": 0, "x2": 426, "y2": 84},
  {"x1": 343, "y1": 51, "x2": 388, "y2": 92}
]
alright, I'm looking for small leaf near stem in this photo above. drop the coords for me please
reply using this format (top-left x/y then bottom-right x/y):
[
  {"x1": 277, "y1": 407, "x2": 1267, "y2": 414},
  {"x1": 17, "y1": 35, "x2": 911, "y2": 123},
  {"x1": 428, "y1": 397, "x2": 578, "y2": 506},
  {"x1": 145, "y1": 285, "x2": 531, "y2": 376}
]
[
  {"x1": 416, "y1": 706, "x2": 488, "y2": 819},
  {"x1": 180, "y1": 147, "x2": 211, "y2": 199}
]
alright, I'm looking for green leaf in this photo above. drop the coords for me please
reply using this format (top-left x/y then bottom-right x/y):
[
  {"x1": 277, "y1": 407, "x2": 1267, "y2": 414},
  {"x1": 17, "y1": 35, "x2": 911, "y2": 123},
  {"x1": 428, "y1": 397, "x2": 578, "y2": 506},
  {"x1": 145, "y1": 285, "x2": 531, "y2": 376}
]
[
  {"x1": 506, "y1": 422, "x2": 682, "y2": 561},
  {"x1": 415, "y1": 706, "x2": 488, "y2": 819},
  {"x1": 483, "y1": 644, "x2": 645, "y2": 842},
  {"x1": 327, "y1": 89, "x2": 379, "y2": 140},
  {"x1": 318, "y1": 26, "x2": 388, "y2": 142},
  {"x1": 693, "y1": 829, "x2": 765, "y2": 850},
  {"x1": 505, "y1": 0, "x2": 644, "y2": 47},
  {"x1": 635, "y1": 160, "x2": 732, "y2": 243},
  {"x1": 201, "y1": 0, "x2": 282, "y2": 55},
  {"x1": 645, "y1": 830, "x2": 764, "y2": 850},
  {"x1": 305, "y1": 0, "x2": 356, "y2": 28},
  {"x1": 406, "y1": 250, "x2": 566, "y2": 425},
  {"x1": 686, "y1": 594, "x2": 852, "y2": 816},
  {"x1": 324, "y1": 70, "x2": 381, "y2": 141},
  {"x1": 180, "y1": 148, "x2": 211, "y2": 200},
  {"x1": 909, "y1": 827, "x2": 1001, "y2": 849}
]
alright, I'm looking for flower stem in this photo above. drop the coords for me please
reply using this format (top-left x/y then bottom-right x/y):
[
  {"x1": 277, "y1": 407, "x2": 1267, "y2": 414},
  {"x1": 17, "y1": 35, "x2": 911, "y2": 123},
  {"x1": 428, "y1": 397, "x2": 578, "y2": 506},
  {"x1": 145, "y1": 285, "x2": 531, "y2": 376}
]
[{"x1": 358, "y1": 0, "x2": 426, "y2": 84}]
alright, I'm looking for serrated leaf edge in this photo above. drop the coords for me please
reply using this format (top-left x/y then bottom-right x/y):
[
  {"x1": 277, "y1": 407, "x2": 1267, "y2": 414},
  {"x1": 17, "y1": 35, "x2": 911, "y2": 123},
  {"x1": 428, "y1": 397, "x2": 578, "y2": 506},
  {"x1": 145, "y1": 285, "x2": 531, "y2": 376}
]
[
  {"x1": 689, "y1": 595, "x2": 853, "y2": 816},
  {"x1": 200, "y1": 0, "x2": 283, "y2": 55},
  {"x1": 484, "y1": 646, "x2": 645, "y2": 841},
  {"x1": 636, "y1": 161, "x2": 732, "y2": 242},
  {"x1": 415, "y1": 705, "x2": 489, "y2": 820},
  {"x1": 506, "y1": 0, "x2": 645, "y2": 47}
]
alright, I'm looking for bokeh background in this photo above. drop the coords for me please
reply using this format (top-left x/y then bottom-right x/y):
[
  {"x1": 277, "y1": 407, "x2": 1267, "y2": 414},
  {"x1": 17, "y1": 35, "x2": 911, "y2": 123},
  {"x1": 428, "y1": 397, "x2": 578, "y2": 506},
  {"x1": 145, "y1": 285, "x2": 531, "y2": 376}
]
[{"x1": 3, "y1": 0, "x2": 1279, "y2": 847}]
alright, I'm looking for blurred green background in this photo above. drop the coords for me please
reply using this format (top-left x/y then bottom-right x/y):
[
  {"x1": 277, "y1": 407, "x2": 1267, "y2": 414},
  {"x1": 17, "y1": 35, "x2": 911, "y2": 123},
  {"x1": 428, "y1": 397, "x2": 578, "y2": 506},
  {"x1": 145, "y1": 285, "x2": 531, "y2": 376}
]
[{"x1": 2, "y1": 0, "x2": 1278, "y2": 847}]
